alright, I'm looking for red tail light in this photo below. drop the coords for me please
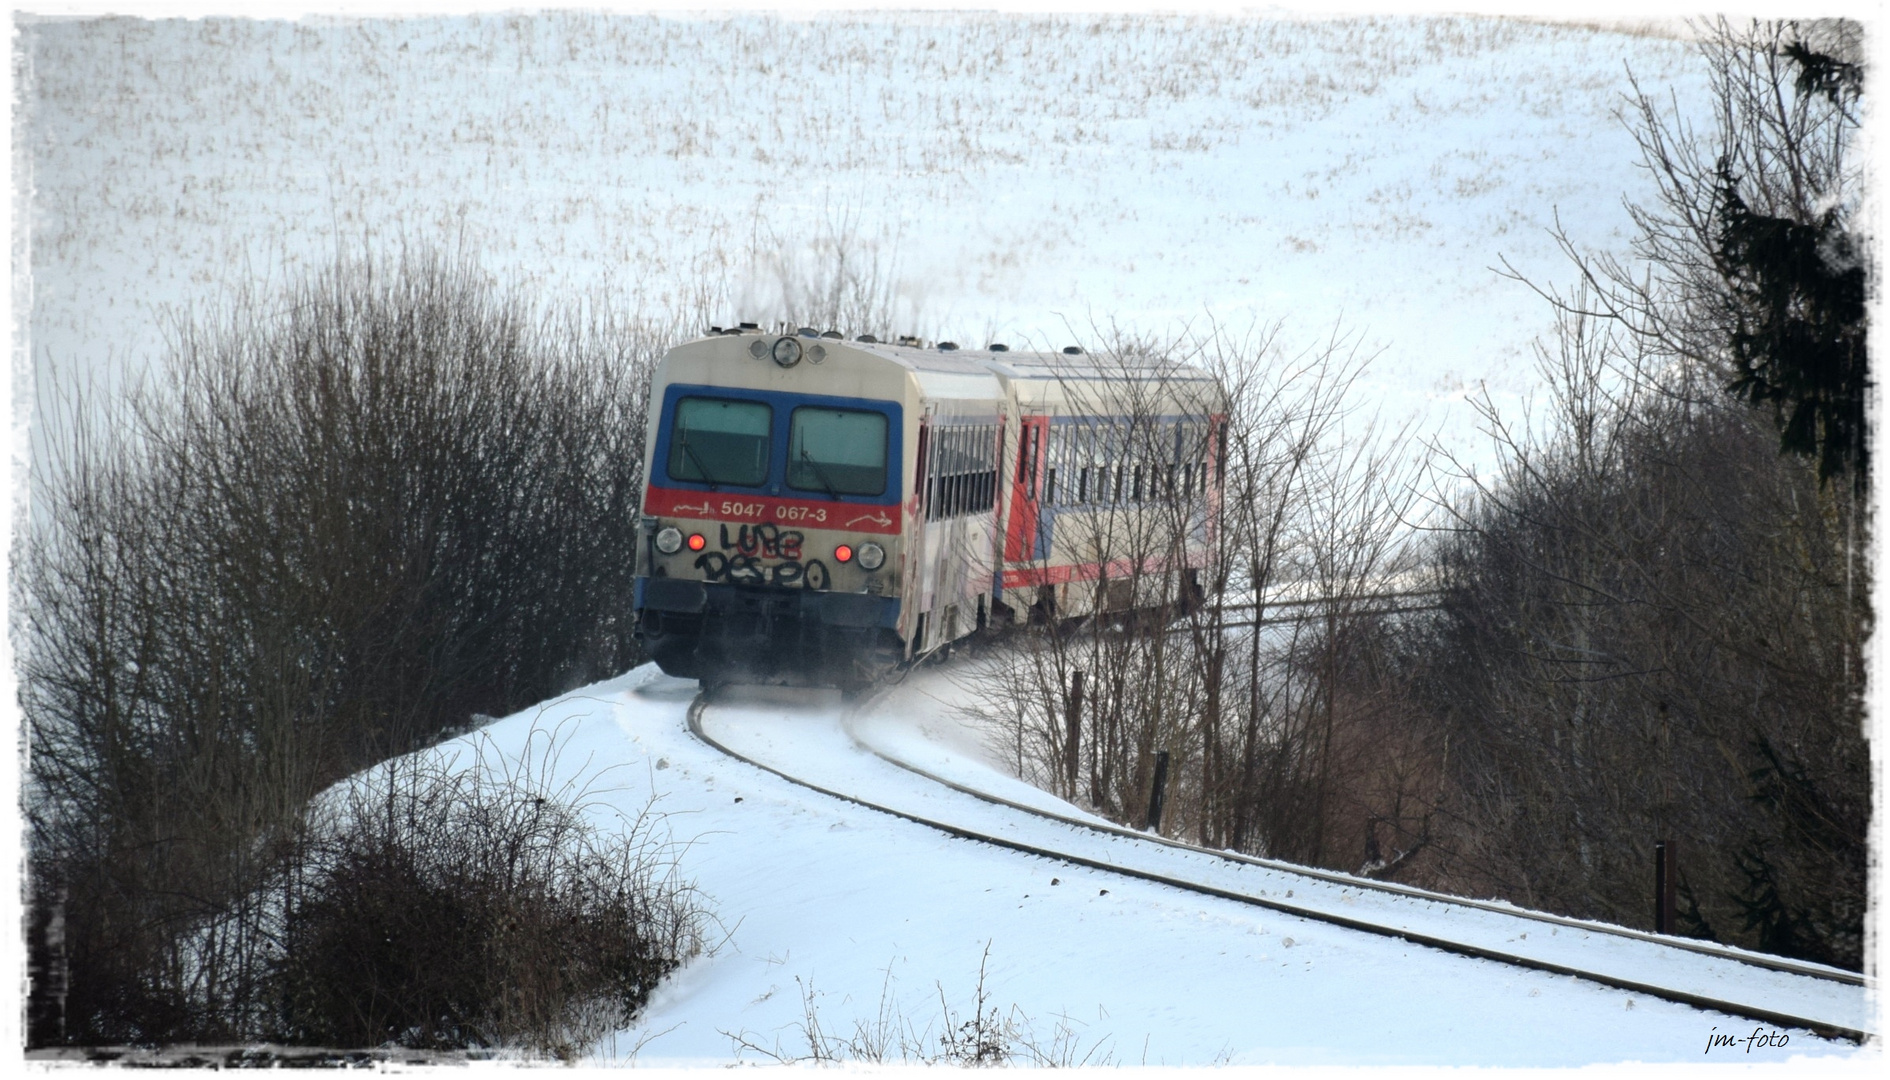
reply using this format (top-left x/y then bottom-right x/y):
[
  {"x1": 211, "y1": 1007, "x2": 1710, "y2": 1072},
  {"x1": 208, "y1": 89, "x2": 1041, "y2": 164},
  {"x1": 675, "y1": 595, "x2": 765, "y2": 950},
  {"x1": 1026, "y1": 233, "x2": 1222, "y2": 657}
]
[
  {"x1": 687, "y1": 533, "x2": 706, "y2": 551},
  {"x1": 834, "y1": 544, "x2": 854, "y2": 563}
]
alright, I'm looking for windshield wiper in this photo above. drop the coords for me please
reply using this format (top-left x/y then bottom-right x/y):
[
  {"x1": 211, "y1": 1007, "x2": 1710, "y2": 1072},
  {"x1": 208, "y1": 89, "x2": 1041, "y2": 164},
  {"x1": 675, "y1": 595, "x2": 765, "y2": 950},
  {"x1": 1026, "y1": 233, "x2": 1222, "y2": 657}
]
[
  {"x1": 798, "y1": 448, "x2": 843, "y2": 501},
  {"x1": 678, "y1": 433, "x2": 720, "y2": 491}
]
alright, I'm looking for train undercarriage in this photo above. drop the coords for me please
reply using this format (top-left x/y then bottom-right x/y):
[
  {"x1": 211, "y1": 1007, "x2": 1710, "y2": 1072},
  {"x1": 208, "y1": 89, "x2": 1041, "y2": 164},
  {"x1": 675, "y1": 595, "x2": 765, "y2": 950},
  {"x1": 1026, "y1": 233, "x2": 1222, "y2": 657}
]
[{"x1": 636, "y1": 577, "x2": 906, "y2": 691}]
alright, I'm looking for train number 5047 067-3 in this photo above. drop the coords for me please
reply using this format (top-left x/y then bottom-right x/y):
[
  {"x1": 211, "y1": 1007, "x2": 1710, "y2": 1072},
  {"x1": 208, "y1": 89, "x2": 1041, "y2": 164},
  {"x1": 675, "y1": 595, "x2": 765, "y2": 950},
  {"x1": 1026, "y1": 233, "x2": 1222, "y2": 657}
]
[{"x1": 771, "y1": 505, "x2": 828, "y2": 523}]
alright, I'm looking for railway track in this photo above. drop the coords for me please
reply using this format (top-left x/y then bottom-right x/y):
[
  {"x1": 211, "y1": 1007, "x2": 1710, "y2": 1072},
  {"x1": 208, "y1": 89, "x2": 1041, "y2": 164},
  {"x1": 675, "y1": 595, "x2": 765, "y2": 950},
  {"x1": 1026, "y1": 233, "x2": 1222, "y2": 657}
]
[{"x1": 687, "y1": 693, "x2": 1873, "y2": 1044}]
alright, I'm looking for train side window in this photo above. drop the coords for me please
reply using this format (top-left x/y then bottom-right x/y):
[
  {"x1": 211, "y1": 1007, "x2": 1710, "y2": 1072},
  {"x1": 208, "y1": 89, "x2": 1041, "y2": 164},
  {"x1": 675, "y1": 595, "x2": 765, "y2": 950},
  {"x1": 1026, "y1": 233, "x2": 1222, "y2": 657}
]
[
  {"x1": 927, "y1": 422, "x2": 1000, "y2": 520},
  {"x1": 947, "y1": 427, "x2": 960, "y2": 517},
  {"x1": 669, "y1": 396, "x2": 772, "y2": 487},
  {"x1": 1041, "y1": 426, "x2": 1057, "y2": 506},
  {"x1": 949, "y1": 427, "x2": 963, "y2": 517},
  {"x1": 1085, "y1": 422, "x2": 1098, "y2": 505},
  {"x1": 1075, "y1": 424, "x2": 1085, "y2": 504},
  {"x1": 1108, "y1": 421, "x2": 1119, "y2": 504},
  {"x1": 788, "y1": 407, "x2": 889, "y2": 496}
]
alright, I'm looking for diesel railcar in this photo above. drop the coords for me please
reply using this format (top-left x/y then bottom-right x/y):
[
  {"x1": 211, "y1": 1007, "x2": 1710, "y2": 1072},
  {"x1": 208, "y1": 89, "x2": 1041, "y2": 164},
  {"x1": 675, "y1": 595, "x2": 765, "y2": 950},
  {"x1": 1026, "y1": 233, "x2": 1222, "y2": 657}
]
[{"x1": 632, "y1": 327, "x2": 1224, "y2": 688}]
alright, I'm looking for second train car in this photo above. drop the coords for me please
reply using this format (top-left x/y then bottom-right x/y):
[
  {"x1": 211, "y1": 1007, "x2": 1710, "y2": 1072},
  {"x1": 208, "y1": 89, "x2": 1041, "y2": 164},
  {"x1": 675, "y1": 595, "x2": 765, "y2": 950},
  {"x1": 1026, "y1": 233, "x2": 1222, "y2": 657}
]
[{"x1": 632, "y1": 327, "x2": 1224, "y2": 689}]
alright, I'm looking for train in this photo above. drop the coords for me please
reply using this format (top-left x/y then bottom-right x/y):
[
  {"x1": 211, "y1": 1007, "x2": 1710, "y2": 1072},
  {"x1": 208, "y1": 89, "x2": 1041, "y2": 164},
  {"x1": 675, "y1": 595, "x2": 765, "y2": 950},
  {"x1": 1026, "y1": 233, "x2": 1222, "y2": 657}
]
[{"x1": 632, "y1": 324, "x2": 1226, "y2": 689}]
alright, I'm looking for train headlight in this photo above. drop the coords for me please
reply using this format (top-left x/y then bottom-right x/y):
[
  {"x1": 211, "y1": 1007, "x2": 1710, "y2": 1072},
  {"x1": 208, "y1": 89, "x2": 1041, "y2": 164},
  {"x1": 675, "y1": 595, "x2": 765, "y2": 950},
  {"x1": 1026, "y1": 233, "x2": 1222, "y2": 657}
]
[
  {"x1": 772, "y1": 336, "x2": 803, "y2": 368},
  {"x1": 748, "y1": 339, "x2": 769, "y2": 360},
  {"x1": 655, "y1": 526, "x2": 683, "y2": 554},
  {"x1": 834, "y1": 544, "x2": 854, "y2": 563},
  {"x1": 856, "y1": 542, "x2": 885, "y2": 570}
]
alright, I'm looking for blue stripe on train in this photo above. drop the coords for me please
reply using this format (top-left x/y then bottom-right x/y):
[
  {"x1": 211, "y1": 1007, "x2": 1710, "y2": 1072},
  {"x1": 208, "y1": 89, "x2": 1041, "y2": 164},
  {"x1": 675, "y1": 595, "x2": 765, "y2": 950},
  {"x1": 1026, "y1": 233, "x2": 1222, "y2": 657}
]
[{"x1": 651, "y1": 382, "x2": 905, "y2": 507}]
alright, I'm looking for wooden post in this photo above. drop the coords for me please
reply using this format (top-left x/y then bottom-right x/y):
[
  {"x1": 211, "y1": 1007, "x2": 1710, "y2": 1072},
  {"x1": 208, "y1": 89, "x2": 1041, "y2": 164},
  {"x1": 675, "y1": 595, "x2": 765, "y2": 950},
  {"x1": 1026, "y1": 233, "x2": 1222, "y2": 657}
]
[
  {"x1": 1654, "y1": 840, "x2": 1677, "y2": 934},
  {"x1": 1145, "y1": 750, "x2": 1171, "y2": 832},
  {"x1": 1064, "y1": 670, "x2": 1083, "y2": 800}
]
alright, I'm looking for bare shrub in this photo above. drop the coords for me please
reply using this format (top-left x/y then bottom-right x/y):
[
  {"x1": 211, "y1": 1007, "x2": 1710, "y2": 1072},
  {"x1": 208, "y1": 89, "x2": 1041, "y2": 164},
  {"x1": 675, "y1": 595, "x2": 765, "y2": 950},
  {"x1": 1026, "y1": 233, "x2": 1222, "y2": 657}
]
[
  {"x1": 962, "y1": 320, "x2": 1432, "y2": 871},
  {"x1": 23, "y1": 245, "x2": 668, "y2": 1044},
  {"x1": 275, "y1": 732, "x2": 706, "y2": 1057}
]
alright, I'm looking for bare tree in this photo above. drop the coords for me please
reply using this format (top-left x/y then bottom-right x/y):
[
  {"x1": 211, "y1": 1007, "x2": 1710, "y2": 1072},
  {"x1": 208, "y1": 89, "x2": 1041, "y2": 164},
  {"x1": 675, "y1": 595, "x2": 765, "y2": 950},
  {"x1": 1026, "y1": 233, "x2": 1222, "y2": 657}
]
[
  {"x1": 1410, "y1": 292, "x2": 1866, "y2": 966},
  {"x1": 964, "y1": 320, "x2": 1433, "y2": 871},
  {"x1": 1423, "y1": 17, "x2": 1870, "y2": 965},
  {"x1": 1525, "y1": 18, "x2": 1865, "y2": 485},
  {"x1": 23, "y1": 246, "x2": 675, "y2": 1043}
]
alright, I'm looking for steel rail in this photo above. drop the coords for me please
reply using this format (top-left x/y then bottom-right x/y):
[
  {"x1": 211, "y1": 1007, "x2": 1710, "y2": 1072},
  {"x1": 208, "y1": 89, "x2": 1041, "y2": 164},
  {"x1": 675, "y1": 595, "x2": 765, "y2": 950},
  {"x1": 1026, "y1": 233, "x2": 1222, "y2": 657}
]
[
  {"x1": 1170, "y1": 602, "x2": 1448, "y2": 631},
  {"x1": 1203, "y1": 588, "x2": 1447, "y2": 613},
  {"x1": 840, "y1": 696, "x2": 1863, "y2": 986},
  {"x1": 687, "y1": 695, "x2": 1868, "y2": 1044}
]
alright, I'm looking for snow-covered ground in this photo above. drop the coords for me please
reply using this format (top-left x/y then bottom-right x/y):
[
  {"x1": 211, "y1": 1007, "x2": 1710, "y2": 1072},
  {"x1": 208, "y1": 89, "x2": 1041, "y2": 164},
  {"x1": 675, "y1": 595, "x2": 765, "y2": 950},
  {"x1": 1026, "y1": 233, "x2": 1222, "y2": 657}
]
[
  {"x1": 27, "y1": 12, "x2": 1878, "y2": 1066},
  {"x1": 19, "y1": 12, "x2": 1712, "y2": 475},
  {"x1": 428, "y1": 664, "x2": 1867, "y2": 1066}
]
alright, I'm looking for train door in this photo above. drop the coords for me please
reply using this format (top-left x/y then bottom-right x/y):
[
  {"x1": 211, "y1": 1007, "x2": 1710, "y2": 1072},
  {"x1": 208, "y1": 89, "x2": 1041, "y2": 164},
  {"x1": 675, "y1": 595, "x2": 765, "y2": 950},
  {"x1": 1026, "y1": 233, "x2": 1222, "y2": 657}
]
[
  {"x1": 1004, "y1": 416, "x2": 1048, "y2": 563},
  {"x1": 903, "y1": 415, "x2": 932, "y2": 658}
]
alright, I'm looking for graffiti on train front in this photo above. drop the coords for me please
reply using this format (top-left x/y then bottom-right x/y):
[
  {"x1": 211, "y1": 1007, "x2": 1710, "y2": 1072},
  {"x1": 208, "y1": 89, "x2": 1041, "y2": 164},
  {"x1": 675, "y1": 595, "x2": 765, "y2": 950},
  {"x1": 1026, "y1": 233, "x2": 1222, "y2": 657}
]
[
  {"x1": 694, "y1": 523, "x2": 828, "y2": 589},
  {"x1": 718, "y1": 523, "x2": 803, "y2": 560}
]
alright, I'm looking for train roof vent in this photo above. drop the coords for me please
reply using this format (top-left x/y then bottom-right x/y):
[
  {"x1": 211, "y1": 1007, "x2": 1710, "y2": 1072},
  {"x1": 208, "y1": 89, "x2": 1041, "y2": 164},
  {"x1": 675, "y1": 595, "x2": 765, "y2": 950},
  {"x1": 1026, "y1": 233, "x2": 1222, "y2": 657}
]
[
  {"x1": 739, "y1": 321, "x2": 759, "y2": 330},
  {"x1": 798, "y1": 326, "x2": 820, "y2": 337},
  {"x1": 821, "y1": 329, "x2": 843, "y2": 339},
  {"x1": 709, "y1": 326, "x2": 723, "y2": 334},
  {"x1": 937, "y1": 341, "x2": 959, "y2": 351},
  {"x1": 856, "y1": 334, "x2": 879, "y2": 343},
  {"x1": 988, "y1": 343, "x2": 1009, "y2": 352},
  {"x1": 1062, "y1": 345, "x2": 1084, "y2": 355},
  {"x1": 898, "y1": 335, "x2": 923, "y2": 347}
]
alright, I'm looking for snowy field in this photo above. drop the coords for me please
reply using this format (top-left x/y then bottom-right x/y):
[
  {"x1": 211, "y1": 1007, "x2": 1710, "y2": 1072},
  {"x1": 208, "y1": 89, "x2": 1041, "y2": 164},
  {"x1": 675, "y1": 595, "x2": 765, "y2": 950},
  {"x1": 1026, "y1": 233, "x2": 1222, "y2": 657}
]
[
  {"x1": 18, "y1": 12, "x2": 1712, "y2": 474},
  {"x1": 27, "y1": 11, "x2": 1875, "y2": 1066},
  {"x1": 419, "y1": 664, "x2": 1865, "y2": 1066}
]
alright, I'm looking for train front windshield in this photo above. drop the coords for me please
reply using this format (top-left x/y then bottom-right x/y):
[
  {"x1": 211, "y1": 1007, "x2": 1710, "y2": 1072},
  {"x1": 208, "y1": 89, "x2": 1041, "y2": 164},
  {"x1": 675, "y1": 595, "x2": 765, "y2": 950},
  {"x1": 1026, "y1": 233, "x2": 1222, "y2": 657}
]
[
  {"x1": 788, "y1": 407, "x2": 888, "y2": 496},
  {"x1": 668, "y1": 397, "x2": 771, "y2": 486}
]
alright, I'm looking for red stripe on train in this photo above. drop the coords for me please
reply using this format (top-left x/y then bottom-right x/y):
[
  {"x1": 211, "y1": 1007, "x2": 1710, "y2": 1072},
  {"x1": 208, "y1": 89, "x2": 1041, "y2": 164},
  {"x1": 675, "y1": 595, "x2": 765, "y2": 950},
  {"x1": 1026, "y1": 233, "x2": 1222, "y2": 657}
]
[{"x1": 643, "y1": 486, "x2": 902, "y2": 535}]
